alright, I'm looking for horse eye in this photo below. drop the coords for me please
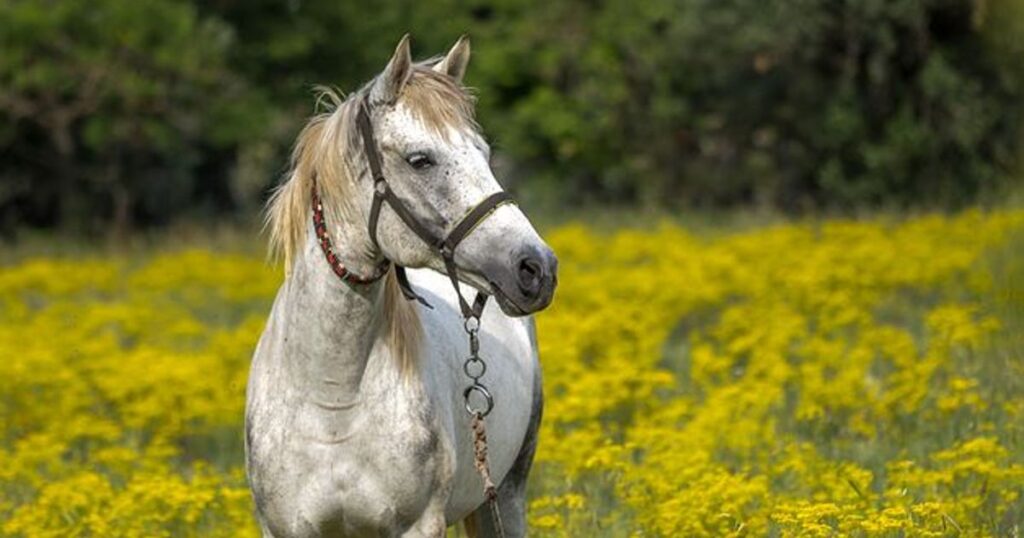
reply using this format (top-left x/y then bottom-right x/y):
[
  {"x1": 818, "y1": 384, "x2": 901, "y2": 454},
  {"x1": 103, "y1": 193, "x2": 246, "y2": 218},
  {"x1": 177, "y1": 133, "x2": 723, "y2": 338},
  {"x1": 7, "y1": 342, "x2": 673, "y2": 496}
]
[{"x1": 405, "y1": 153, "x2": 433, "y2": 170}]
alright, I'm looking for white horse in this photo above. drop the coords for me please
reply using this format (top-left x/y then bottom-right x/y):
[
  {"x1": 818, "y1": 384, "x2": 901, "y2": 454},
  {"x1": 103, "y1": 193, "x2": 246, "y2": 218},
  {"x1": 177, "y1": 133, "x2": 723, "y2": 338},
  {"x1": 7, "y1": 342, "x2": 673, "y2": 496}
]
[{"x1": 245, "y1": 35, "x2": 558, "y2": 538}]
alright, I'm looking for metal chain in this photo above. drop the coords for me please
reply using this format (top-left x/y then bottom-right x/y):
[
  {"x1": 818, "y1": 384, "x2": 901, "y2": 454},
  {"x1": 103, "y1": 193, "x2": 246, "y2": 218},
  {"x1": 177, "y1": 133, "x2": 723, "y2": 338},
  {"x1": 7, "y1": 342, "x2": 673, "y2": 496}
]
[
  {"x1": 462, "y1": 317, "x2": 494, "y2": 417},
  {"x1": 462, "y1": 315, "x2": 505, "y2": 538}
]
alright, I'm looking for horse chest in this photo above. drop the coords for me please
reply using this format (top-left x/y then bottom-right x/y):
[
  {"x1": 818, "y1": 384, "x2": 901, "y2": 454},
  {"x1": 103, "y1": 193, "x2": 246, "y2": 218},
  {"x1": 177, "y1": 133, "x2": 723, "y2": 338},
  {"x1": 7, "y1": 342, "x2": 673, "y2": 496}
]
[
  {"x1": 327, "y1": 413, "x2": 450, "y2": 529},
  {"x1": 250, "y1": 387, "x2": 452, "y2": 537}
]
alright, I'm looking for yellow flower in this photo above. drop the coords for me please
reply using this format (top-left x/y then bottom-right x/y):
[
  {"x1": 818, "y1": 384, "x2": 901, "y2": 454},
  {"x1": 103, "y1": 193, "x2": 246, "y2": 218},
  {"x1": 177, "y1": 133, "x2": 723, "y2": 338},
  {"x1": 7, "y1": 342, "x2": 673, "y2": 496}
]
[{"x1": 2, "y1": 209, "x2": 1023, "y2": 536}]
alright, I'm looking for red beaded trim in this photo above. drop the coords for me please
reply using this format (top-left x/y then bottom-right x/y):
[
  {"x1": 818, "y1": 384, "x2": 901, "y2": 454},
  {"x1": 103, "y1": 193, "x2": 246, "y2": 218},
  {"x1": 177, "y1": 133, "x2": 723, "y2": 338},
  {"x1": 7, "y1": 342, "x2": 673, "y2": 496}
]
[{"x1": 311, "y1": 179, "x2": 389, "y2": 284}]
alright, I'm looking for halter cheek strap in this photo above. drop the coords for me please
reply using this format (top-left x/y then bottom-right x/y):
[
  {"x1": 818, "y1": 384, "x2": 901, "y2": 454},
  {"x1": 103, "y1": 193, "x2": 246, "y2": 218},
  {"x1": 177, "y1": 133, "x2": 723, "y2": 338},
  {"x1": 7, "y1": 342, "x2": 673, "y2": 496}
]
[{"x1": 356, "y1": 97, "x2": 515, "y2": 319}]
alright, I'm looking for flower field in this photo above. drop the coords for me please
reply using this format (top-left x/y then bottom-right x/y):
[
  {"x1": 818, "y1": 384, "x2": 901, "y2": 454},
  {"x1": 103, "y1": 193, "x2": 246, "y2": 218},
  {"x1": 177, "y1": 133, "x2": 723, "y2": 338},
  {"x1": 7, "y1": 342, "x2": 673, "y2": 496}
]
[{"x1": 2, "y1": 210, "x2": 1023, "y2": 536}]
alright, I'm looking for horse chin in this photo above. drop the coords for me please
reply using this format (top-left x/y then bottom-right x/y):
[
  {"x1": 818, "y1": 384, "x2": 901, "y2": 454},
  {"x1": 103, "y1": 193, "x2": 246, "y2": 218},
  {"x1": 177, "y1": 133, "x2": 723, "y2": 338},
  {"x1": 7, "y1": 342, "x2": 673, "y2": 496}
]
[
  {"x1": 488, "y1": 280, "x2": 550, "y2": 318},
  {"x1": 457, "y1": 263, "x2": 555, "y2": 317},
  {"x1": 491, "y1": 290, "x2": 530, "y2": 317}
]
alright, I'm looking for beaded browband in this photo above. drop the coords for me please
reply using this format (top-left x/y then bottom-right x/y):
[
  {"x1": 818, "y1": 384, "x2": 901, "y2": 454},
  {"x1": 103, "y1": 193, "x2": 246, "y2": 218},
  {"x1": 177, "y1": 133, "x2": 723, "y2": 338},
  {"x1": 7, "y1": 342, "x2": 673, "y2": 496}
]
[{"x1": 310, "y1": 175, "x2": 390, "y2": 284}]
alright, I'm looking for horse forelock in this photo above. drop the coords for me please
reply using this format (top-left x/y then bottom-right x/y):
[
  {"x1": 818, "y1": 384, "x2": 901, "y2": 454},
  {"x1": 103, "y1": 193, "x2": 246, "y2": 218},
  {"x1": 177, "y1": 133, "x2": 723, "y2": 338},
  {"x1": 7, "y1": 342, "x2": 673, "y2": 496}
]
[
  {"x1": 265, "y1": 70, "x2": 476, "y2": 379},
  {"x1": 401, "y1": 65, "x2": 479, "y2": 139}
]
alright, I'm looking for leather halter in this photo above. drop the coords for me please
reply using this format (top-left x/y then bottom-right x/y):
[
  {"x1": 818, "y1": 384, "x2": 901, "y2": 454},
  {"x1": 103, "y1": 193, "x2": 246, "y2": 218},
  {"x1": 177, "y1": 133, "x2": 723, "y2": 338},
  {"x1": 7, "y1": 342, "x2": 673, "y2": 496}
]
[
  {"x1": 312, "y1": 95, "x2": 513, "y2": 536},
  {"x1": 311, "y1": 95, "x2": 515, "y2": 320}
]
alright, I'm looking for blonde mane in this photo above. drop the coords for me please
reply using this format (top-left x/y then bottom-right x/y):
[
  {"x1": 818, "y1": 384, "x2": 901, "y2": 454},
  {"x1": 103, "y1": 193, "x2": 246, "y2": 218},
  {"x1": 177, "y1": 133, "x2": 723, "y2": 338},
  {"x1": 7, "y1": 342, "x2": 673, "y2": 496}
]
[{"x1": 265, "y1": 67, "x2": 478, "y2": 376}]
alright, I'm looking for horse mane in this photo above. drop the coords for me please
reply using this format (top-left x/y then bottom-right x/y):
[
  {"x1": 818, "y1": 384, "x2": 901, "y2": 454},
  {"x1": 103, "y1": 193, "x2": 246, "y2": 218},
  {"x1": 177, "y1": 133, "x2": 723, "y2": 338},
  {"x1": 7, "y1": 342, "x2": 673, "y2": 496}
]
[{"x1": 265, "y1": 66, "x2": 478, "y2": 377}]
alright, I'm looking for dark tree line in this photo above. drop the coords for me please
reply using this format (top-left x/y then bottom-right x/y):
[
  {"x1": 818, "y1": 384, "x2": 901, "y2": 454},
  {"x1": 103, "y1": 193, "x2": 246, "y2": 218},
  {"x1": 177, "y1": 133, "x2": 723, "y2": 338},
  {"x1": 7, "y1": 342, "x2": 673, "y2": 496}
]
[{"x1": 1, "y1": 0, "x2": 1022, "y2": 236}]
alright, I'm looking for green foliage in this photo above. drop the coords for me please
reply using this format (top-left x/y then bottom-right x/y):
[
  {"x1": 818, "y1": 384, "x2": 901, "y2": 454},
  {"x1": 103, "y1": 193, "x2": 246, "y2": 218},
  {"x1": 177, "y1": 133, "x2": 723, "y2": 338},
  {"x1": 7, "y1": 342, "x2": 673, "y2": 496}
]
[
  {"x1": 1, "y1": 0, "x2": 1022, "y2": 234},
  {"x1": 464, "y1": 0, "x2": 1024, "y2": 209},
  {"x1": 0, "y1": 0, "x2": 266, "y2": 233}
]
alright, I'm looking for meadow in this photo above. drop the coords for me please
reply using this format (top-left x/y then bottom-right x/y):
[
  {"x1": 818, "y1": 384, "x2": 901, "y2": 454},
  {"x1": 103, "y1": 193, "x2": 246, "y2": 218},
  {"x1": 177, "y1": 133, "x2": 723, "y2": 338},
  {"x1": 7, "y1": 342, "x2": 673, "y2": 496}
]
[{"x1": 1, "y1": 209, "x2": 1023, "y2": 536}]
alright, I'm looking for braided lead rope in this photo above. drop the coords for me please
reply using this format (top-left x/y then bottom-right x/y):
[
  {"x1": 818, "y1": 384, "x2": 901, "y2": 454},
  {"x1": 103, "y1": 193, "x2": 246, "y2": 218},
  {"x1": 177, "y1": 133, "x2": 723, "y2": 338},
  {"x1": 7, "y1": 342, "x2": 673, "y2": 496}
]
[
  {"x1": 462, "y1": 316, "x2": 505, "y2": 537},
  {"x1": 471, "y1": 412, "x2": 505, "y2": 538},
  {"x1": 471, "y1": 412, "x2": 497, "y2": 499}
]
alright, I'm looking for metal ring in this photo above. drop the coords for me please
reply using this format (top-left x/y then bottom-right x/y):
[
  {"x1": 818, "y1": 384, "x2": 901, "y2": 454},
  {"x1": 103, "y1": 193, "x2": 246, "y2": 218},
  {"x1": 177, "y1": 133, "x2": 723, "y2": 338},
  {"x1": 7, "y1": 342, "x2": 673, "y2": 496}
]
[
  {"x1": 464, "y1": 317, "x2": 480, "y2": 334},
  {"x1": 463, "y1": 384, "x2": 494, "y2": 417},
  {"x1": 463, "y1": 357, "x2": 487, "y2": 379}
]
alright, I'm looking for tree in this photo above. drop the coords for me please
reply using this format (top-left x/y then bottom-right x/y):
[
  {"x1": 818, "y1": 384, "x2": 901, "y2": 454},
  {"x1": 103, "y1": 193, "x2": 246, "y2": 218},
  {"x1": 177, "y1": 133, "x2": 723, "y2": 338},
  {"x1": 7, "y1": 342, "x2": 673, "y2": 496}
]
[
  {"x1": 0, "y1": 0, "x2": 264, "y2": 236},
  {"x1": 464, "y1": 0, "x2": 1023, "y2": 209},
  {"x1": 2, "y1": 0, "x2": 1021, "y2": 235}
]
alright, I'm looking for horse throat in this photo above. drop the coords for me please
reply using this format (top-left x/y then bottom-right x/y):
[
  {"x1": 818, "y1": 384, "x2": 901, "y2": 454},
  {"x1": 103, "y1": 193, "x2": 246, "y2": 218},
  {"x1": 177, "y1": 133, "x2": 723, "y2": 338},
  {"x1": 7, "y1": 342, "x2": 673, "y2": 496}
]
[{"x1": 279, "y1": 224, "x2": 388, "y2": 406}]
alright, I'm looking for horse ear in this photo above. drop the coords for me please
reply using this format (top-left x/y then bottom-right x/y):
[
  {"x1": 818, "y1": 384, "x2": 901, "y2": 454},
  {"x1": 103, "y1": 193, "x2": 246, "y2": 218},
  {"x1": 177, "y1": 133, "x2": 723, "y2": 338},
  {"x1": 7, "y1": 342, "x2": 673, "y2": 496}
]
[
  {"x1": 372, "y1": 34, "x2": 413, "y2": 104},
  {"x1": 433, "y1": 35, "x2": 471, "y2": 83}
]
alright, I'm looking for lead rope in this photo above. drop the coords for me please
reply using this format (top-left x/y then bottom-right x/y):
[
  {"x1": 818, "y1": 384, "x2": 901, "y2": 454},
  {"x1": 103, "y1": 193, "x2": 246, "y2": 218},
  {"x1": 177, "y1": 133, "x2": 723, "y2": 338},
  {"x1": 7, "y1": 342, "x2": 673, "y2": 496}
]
[{"x1": 462, "y1": 316, "x2": 506, "y2": 538}]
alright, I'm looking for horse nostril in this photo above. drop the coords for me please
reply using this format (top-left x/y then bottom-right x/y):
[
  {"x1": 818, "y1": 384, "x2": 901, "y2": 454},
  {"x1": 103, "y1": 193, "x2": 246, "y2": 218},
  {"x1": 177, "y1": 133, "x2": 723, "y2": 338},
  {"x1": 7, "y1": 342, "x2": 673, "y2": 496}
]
[{"x1": 517, "y1": 256, "x2": 543, "y2": 296}]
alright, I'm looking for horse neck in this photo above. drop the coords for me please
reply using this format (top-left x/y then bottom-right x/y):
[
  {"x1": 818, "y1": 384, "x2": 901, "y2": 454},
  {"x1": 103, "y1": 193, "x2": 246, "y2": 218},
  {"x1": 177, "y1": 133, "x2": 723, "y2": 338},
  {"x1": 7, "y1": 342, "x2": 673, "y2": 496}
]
[{"x1": 278, "y1": 223, "x2": 386, "y2": 403}]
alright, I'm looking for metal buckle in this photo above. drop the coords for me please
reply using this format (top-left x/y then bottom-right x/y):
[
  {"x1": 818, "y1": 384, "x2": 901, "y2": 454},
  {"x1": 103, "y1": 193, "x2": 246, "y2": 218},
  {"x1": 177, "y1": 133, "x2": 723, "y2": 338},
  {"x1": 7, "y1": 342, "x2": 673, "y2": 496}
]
[
  {"x1": 463, "y1": 383, "x2": 494, "y2": 417},
  {"x1": 463, "y1": 357, "x2": 487, "y2": 379}
]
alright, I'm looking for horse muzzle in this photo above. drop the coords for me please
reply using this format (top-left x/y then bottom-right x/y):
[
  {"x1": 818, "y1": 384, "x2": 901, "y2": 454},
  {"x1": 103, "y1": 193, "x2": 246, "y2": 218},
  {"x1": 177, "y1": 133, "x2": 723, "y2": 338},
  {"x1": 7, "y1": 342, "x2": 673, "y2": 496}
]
[{"x1": 488, "y1": 243, "x2": 558, "y2": 317}]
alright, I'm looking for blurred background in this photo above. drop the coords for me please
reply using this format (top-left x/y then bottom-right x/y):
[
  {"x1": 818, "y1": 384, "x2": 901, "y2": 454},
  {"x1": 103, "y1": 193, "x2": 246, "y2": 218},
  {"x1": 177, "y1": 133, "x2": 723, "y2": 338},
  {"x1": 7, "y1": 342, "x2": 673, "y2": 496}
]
[
  {"x1": 1, "y1": 0, "x2": 1023, "y2": 240},
  {"x1": 3, "y1": 3, "x2": 1024, "y2": 535}
]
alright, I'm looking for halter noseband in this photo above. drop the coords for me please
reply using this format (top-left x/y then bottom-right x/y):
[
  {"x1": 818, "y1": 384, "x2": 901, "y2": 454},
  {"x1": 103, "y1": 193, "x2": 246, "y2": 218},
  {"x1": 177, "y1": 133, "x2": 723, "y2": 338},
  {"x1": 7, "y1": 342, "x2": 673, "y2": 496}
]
[{"x1": 311, "y1": 95, "x2": 515, "y2": 320}]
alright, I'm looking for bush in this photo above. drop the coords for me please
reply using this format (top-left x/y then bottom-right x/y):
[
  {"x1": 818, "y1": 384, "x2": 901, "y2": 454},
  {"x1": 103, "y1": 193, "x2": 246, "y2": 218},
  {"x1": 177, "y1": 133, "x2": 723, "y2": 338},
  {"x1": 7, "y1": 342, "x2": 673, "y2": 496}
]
[{"x1": 2, "y1": 0, "x2": 1022, "y2": 234}]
